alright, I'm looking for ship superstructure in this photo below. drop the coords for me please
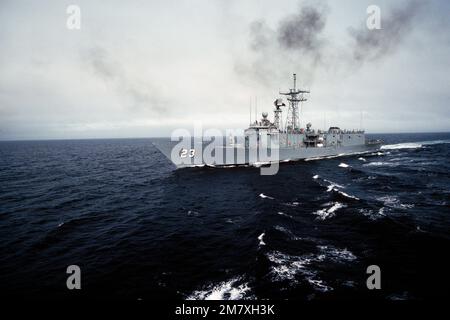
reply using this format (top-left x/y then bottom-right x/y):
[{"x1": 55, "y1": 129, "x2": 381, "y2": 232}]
[{"x1": 244, "y1": 74, "x2": 368, "y2": 151}]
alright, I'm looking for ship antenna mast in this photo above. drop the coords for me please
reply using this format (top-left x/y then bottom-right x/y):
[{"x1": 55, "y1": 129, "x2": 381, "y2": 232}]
[{"x1": 280, "y1": 73, "x2": 309, "y2": 133}]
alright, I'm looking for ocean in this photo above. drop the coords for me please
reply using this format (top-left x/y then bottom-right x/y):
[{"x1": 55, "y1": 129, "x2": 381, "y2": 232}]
[{"x1": 0, "y1": 132, "x2": 449, "y2": 300}]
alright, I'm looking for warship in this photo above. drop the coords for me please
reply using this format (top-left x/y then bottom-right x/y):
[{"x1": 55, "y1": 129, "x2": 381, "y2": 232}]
[{"x1": 153, "y1": 74, "x2": 382, "y2": 168}]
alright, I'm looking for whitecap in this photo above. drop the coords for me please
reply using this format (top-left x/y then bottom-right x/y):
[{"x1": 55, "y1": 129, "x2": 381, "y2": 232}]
[
  {"x1": 377, "y1": 195, "x2": 413, "y2": 209},
  {"x1": 258, "y1": 232, "x2": 266, "y2": 246},
  {"x1": 259, "y1": 193, "x2": 274, "y2": 200},
  {"x1": 283, "y1": 201, "x2": 299, "y2": 207},
  {"x1": 381, "y1": 142, "x2": 422, "y2": 150},
  {"x1": 363, "y1": 161, "x2": 398, "y2": 167},
  {"x1": 307, "y1": 279, "x2": 333, "y2": 292},
  {"x1": 421, "y1": 139, "x2": 450, "y2": 146},
  {"x1": 358, "y1": 157, "x2": 366, "y2": 161},
  {"x1": 266, "y1": 251, "x2": 313, "y2": 282},
  {"x1": 186, "y1": 277, "x2": 252, "y2": 300},
  {"x1": 187, "y1": 210, "x2": 200, "y2": 216},
  {"x1": 313, "y1": 202, "x2": 346, "y2": 220},
  {"x1": 266, "y1": 245, "x2": 356, "y2": 291},
  {"x1": 367, "y1": 151, "x2": 385, "y2": 156},
  {"x1": 313, "y1": 174, "x2": 319, "y2": 179},
  {"x1": 336, "y1": 190, "x2": 360, "y2": 200},
  {"x1": 323, "y1": 179, "x2": 345, "y2": 189},
  {"x1": 318, "y1": 245, "x2": 357, "y2": 262},
  {"x1": 277, "y1": 211, "x2": 293, "y2": 218},
  {"x1": 358, "y1": 208, "x2": 382, "y2": 220},
  {"x1": 338, "y1": 163, "x2": 349, "y2": 168}
]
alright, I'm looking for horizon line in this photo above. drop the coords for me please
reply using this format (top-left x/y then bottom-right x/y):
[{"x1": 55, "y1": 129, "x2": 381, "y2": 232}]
[{"x1": 1, "y1": 131, "x2": 450, "y2": 142}]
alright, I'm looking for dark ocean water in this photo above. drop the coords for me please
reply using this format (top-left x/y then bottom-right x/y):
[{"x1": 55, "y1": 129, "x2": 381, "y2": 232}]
[{"x1": 0, "y1": 132, "x2": 449, "y2": 300}]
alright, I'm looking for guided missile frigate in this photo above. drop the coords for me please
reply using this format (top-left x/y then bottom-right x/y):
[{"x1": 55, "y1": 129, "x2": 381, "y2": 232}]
[{"x1": 153, "y1": 74, "x2": 382, "y2": 168}]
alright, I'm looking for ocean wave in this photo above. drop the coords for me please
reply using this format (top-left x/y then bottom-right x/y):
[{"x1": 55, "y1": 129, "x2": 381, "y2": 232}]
[
  {"x1": 307, "y1": 279, "x2": 332, "y2": 292},
  {"x1": 363, "y1": 161, "x2": 399, "y2": 167},
  {"x1": 323, "y1": 179, "x2": 345, "y2": 189},
  {"x1": 258, "y1": 232, "x2": 266, "y2": 246},
  {"x1": 381, "y1": 139, "x2": 450, "y2": 151},
  {"x1": 313, "y1": 202, "x2": 346, "y2": 220},
  {"x1": 336, "y1": 190, "x2": 360, "y2": 200},
  {"x1": 358, "y1": 208, "x2": 383, "y2": 220},
  {"x1": 283, "y1": 201, "x2": 300, "y2": 207},
  {"x1": 376, "y1": 195, "x2": 414, "y2": 209},
  {"x1": 187, "y1": 210, "x2": 200, "y2": 216},
  {"x1": 367, "y1": 151, "x2": 386, "y2": 156},
  {"x1": 266, "y1": 251, "x2": 314, "y2": 282},
  {"x1": 186, "y1": 276, "x2": 252, "y2": 300},
  {"x1": 381, "y1": 142, "x2": 422, "y2": 150},
  {"x1": 259, "y1": 193, "x2": 274, "y2": 200},
  {"x1": 266, "y1": 245, "x2": 356, "y2": 291},
  {"x1": 277, "y1": 211, "x2": 294, "y2": 219},
  {"x1": 326, "y1": 184, "x2": 337, "y2": 192},
  {"x1": 323, "y1": 180, "x2": 360, "y2": 200},
  {"x1": 317, "y1": 245, "x2": 357, "y2": 262},
  {"x1": 421, "y1": 139, "x2": 450, "y2": 146},
  {"x1": 274, "y1": 225, "x2": 301, "y2": 240}
]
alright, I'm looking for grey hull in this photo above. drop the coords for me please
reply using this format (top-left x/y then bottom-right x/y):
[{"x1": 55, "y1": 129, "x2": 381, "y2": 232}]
[{"x1": 152, "y1": 138, "x2": 382, "y2": 168}]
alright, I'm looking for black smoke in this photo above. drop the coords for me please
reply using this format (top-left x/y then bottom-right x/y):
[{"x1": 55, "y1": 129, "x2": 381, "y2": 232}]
[
  {"x1": 349, "y1": 1, "x2": 424, "y2": 63},
  {"x1": 238, "y1": 1, "x2": 425, "y2": 87},
  {"x1": 277, "y1": 5, "x2": 327, "y2": 53},
  {"x1": 238, "y1": 3, "x2": 329, "y2": 87}
]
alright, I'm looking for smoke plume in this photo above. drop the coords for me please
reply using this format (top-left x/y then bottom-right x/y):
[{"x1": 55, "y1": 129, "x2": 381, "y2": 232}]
[
  {"x1": 237, "y1": 1, "x2": 424, "y2": 87},
  {"x1": 349, "y1": 1, "x2": 424, "y2": 63},
  {"x1": 277, "y1": 5, "x2": 327, "y2": 53}
]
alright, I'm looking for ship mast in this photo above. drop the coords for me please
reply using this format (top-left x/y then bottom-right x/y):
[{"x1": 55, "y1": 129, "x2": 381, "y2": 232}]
[{"x1": 280, "y1": 74, "x2": 309, "y2": 133}]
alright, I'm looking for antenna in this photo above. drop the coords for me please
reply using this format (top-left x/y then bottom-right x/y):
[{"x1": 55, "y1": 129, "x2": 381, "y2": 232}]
[
  {"x1": 255, "y1": 96, "x2": 258, "y2": 123},
  {"x1": 249, "y1": 97, "x2": 252, "y2": 125},
  {"x1": 280, "y1": 73, "x2": 309, "y2": 133},
  {"x1": 360, "y1": 109, "x2": 362, "y2": 130}
]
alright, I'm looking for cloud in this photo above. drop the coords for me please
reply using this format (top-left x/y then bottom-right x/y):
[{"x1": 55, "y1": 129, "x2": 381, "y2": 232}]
[{"x1": 83, "y1": 46, "x2": 169, "y2": 114}]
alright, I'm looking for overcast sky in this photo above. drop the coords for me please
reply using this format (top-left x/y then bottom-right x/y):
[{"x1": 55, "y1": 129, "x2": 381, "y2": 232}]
[{"x1": 0, "y1": 0, "x2": 449, "y2": 140}]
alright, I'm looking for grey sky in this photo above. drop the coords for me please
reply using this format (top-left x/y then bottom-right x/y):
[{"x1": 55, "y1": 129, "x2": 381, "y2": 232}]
[{"x1": 0, "y1": 0, "x2": 449, "y2": 140}]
